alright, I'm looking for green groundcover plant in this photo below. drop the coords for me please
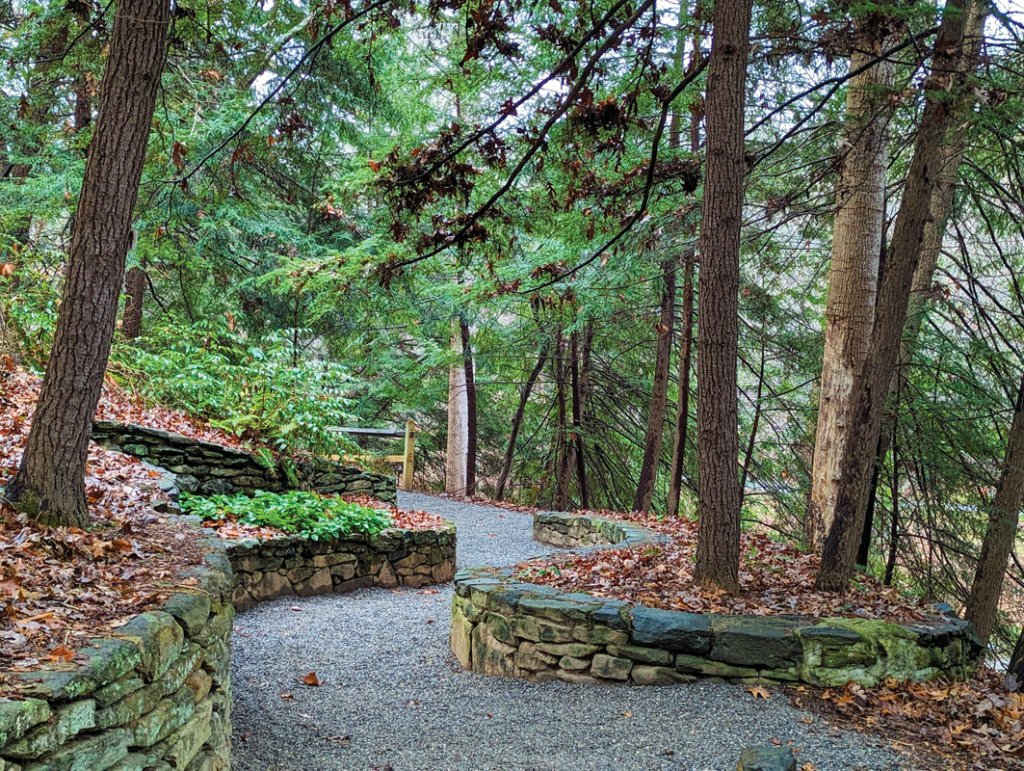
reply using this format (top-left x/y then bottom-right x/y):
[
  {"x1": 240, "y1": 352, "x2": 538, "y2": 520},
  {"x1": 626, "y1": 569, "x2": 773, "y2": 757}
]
[{"x1": 179, "y1": 490, "x2": 392, "y2": 541}]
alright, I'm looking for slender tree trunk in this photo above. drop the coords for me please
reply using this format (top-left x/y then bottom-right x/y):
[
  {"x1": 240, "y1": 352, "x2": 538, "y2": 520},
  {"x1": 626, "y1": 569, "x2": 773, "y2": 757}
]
[
  {"x1": 966, "y1": 375, "x2": 1024, "y2": 645},
  {"x1": 739, "y1": 341, "x2": 765, "y2": 502},
  {"x1": 460, "y1": 316, "x2": 477, "y2": 496},
  {"x1": 857, "y1": 3, "x2": 986, "y2": 563},
  {"x1": 5, "y1": 0, "x2": 169, "y2": 527},
  {"x1": 883, "y1": 421, "x2": 900, "y2": 585},
  {"x1": 553, "y1": 332, "x2": 576, "y2": 510},
  {"x1": 693, "y1": 0, "x2": 752, "y2": 593},
  {"x1": 121, "y1": 265, "x2": 146, "y2": 339},
  {"x1": 634, "y1": 258, "x2": 677, "y2": 512},
  {"x1": 495, "y1": 342, "x2": 548, "y2": 500},
  {"x1": 667, "y1": 253, "x2": 695, "y2": 517},
  {"x1": 1009, "y1": 630, "x2": 1024, "y2": 692},
  {"x1": 571, "y1": 330, "x2": 589, "y2": 510},
  {"x1": 445, "y1": 317, "x2": 468, "y2": 495},
  {"x1": 806, "y1": 8, "x2": 897, "y2": 550},
  {"x1": 817, "y1": 0, "x2": 975, "y2": 591}
]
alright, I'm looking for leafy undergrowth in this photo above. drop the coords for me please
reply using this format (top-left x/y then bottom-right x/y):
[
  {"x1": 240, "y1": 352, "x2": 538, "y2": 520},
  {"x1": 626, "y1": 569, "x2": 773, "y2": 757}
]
[
  {"x1": 792, "y1": 669, "x2": 1024, "y2": 770},
  {"x1": 516, "y1": 508, "x2": 933, "y2": 622},
  {"x1": 189, "y1": 491, "x2": 449, "y2": 541},
  {"x1": 0, "y1": 369, "x2": 206, "y2": 679}
]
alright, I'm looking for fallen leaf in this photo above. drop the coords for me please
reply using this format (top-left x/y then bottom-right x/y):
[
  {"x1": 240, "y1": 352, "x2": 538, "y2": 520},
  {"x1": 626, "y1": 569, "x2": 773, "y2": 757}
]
[
  {"x1": 302, "y1": 672, "x2": 322, "y2": 687},
  {"x1": 747, "y1": 686, "x2": 771, "y2": 700},
  {"x1": 48, "y1": 645, "x2": 76, "y2": 662}
]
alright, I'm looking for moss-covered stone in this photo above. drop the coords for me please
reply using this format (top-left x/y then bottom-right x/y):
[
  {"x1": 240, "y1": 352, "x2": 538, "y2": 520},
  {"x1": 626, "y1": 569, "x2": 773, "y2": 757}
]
[
  {"x1": 606, "y1": 644, "x2": 671, "y2": 665},
  {"x1": 674, "y1": 654, "x2": 757, "y2": 679},
  {"x1": 93, "y1": 676, "x2": 145, "y2": 709},
  {"x1": 736, "y1": 746, "x2": 796, "y2": 771},
  {"x1": 0, "y1": 699, "x2": 50, "y2": 748},
  {"x1": 115, "y1": 612, "x2": 183, "y2": 682},
  {"x1": 4, "y1": 700, "x2": 96, "y2": 760},
  {"x1": 22, "y1": 726, "x2": 130, "y2": 771},
  {"x1": 450, "y1": 603, "x2": 473, "y2": 669},
  {"x1": 161, "y1": 593, "x2": 211, "y2": 638},
  {"x1": 590, "y1": 654, "x2": 632, "y2": 681},
  {"x1": 128, "y1": 687, "x2": 195, "y2": 748},
  {"x1": 630, "y1": 665, "x2": 695, "y2": 685}
]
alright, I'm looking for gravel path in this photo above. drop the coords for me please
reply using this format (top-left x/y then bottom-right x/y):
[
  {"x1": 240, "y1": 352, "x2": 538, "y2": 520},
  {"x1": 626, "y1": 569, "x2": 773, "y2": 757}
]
[{"x1": 231, "y1": 493, "x2": 908, "y2": 771}]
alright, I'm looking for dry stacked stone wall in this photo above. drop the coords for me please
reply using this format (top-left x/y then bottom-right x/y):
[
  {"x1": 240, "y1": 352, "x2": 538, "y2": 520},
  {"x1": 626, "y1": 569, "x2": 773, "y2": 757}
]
[
  {"x1": 226, "y1": 525, "x2": 457, "y2": 610},
  {"x1": 450, "y1": 512, "x2": 983, "y2": 688},
  {"x1": 1, "y1": 537, "x2": 234, "y2": 771},
  {"x1": 91, "y1": 421, "x2": 395, "y2": 502}
]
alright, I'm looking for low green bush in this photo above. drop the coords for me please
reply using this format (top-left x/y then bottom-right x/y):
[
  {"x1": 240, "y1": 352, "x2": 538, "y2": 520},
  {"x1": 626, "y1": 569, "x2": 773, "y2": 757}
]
[{"x1": 179, "y1": 490, "x2": 392, "y2": 541}]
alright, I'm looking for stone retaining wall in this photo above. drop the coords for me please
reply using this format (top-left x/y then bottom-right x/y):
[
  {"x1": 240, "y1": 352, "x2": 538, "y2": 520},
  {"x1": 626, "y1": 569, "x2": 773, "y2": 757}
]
[
  {"x1": 1, "y1": 537, "x2": 234, "y2": 770},
  {"x1": 533, "y1": 510, "x2": 665, "y2": 549},
  {"x1": 450, "y1": 513, "x2": 983, "y2": 688},
  {"x1": 226, "y1": 525, "x2": 457, "y2": 610},
  {"x1": 92, "y1": 421, "x2": 395, "y2": 503}
]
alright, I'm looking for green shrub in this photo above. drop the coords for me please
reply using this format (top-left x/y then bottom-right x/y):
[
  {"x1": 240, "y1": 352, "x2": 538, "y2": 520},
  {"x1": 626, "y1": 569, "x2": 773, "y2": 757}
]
[{"x1": 179, "y1": 490, "x2": 392, "y2": 541}]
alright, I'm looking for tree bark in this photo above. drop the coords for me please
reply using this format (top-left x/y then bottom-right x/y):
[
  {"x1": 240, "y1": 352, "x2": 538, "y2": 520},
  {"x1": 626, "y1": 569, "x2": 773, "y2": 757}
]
[
  {"x1": 495, "y1": 342, "x2": 548, "y2": 500},
  {"x1": 667, "y1": 253, "x2": 695, "y2": 518},
  {"x1": 806, "y1": 8, "x2": 897, "y2": 550},
  {"x1": 1009, "y1": 630, "x2": 1024, "y2": 692},
  {"x1": 634, "y1": 257, "x2": 677, "y2": 512},
  {"x1": 817, "y1": 0, "x2": 975, "y2": 591},
  {"x1": 460, "y1": 316, "x2": 477, "y2": 496},
  {"x1": 571, "y1": 329, "x2": 590, "y2": 510},
  {"x1": 445, "y1": 317, "x2": 468, "y2": 495},
  {"x1": 966, "y1": 375, "x2": 1024, "y2": 645},
  {"x1": 5, "y1": 0, "x2": 169, "y2": 527},
  {"x1": 693, "y1": 0, "x2": 752, "y2": 593},
  {"x1": 553, "y1": 332, "x2": 575, "y2": 510},
  {"x1": 121, "y1": 265, "x2": 146, "y2": 340}
]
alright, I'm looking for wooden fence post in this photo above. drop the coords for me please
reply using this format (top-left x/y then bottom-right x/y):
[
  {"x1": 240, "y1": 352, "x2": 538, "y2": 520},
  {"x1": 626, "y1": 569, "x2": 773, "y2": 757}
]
[{"x1": 401, "y1": 418, "x2": 417, "y2": 491}]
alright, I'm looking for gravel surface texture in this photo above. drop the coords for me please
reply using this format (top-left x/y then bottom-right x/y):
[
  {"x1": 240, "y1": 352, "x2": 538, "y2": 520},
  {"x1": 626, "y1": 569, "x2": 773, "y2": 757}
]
[{"x1": 230, "y1": 492, "x2": 908, "y2": 771}]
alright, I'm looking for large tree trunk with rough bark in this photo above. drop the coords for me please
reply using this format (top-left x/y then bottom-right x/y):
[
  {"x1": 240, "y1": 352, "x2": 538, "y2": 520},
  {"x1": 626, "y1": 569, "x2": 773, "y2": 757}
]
[
  {"x1": 966, "y1": 376, "x2": 1024, "y2": 645},
  {"x1": 667, "y1": 253, "x2": 695, "y2": 518},
  {"x1": 1009, "y1": 631, "x2": 1024, "y2": 692},
  {"x1": 693, "y1": 0, "x2": 752, "y2": 593},
  {"x1": 817, "y1": 0, "x2": 974, "y2": 591},
  {"x1": 806, "y1": 9, "x2": 897, "y2": 550},
  {"x1": 5, "y1": 0, "x2": 169, "y2": 528},
  {"x1": 495, "y1": 342, "x2": 548, "y2": 500},
  {"x1": 634, "y1": 258, "x2": 677, "y2": 512}
]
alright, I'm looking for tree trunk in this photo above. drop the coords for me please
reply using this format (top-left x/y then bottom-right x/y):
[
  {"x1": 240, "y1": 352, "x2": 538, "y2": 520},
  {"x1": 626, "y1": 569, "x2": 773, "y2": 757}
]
[
  {"x1": 495, "y1": 342, "x2": 547, "y2": 501},
  {"x1": 445, "y1": 317, "x2": 468, "y2": 495},
  {"x1": 1009, "y1": 630, "x2": 1024, "y2": 692},
  {"x1": 121, "y1": 265, "x2": 146, "y2": 340},
  {"x1": 634, "y1": 257, "x2": 677, "y2": 512},
  {"x1": 667, "y1": 253, "x2": 695, "y2": 518},
  {"x1": 460, "y1": 316, "x2": 477, "y2": 496},
  {"x1": 553, "y1": 332, "x2": 575, "y2": 510},
  {"x1": 966, "y1": 375, "x2": 1024, "y2": 645},
  {"x1": 817, "y1": 0, "x2": 975, "y2": 591},
  {"x1": 5, "y1": 0, "x2": 169, "y2": 527},
  {"x1": 571, "y1": 329, "x2": 590, "y2": 510},
  {"x1": 806, "y1": 8, "x2": 897, "y2": 550},
  {"x1": 693, "y1": 0, "x2": 752, "y2": 593}
]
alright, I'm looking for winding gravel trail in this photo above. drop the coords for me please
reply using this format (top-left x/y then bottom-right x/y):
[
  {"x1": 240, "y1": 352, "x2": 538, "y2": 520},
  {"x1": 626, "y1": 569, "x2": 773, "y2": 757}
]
[{"x1": 231, "y1": 493, "x2": 906, "y2": 771}]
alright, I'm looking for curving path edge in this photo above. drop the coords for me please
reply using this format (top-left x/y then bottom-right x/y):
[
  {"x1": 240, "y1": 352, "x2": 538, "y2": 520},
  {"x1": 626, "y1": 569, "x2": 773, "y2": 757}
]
[{"x1": 230, "y1": 493, "x2": 906, "y2": 771}]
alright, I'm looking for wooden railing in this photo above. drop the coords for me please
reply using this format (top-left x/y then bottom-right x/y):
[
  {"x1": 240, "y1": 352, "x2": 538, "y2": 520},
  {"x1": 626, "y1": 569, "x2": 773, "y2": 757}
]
[{"x1": 329, "y1": 419, "x2": 418, "y2": 492}]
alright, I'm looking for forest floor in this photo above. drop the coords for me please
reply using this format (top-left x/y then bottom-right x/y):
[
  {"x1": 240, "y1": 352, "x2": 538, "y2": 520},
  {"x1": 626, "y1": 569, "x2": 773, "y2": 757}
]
[{"x1": 229, "y1": 493, "x2": 907, "y2": 771}]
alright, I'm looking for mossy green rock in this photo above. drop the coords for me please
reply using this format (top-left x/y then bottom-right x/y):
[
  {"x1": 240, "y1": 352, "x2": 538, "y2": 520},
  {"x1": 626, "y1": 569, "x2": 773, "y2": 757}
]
[
  {"x1": 115, "y1": 612, "x2": 183, "y2": 682},
  {"x1": 736, "y1": 746, "x2": 796, "y2": 771},
  {"x1": 128, "y1": 687, "x2": 195, "y2": 748},
  {"x1": 590, "y1": 653, "x2": 632, "y2": 680},
  {"x1": 4, "y1": 700, "x2": 96, "y2": 760},
  {"x1": 22, "y1": 726, "x2": 130, "y2": 771},
  {"x1": 161, "y1": 593, "x2": 211, "y2": 637},
  {"x1": 0, "y1": 699, "x2": 50, "y2": 748},
  {"x1": 606, "y1": 644, "x2": 671, "y2": 665}
]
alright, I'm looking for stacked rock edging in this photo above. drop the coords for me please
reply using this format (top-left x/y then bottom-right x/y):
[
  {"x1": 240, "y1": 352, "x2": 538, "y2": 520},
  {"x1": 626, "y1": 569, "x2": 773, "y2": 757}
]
[
  {"x1": 1, "y1": 532, "x2": 234, "y2": 771},
  {"x1": 226, "y1": 524, "x2": 457, "y2": 610},
  {"x1": 91, "y1": 421, "x2": 395, "y2": 502},
  {"x1": 450, "y1": 512, "x2": 982, "y2": 688}
]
